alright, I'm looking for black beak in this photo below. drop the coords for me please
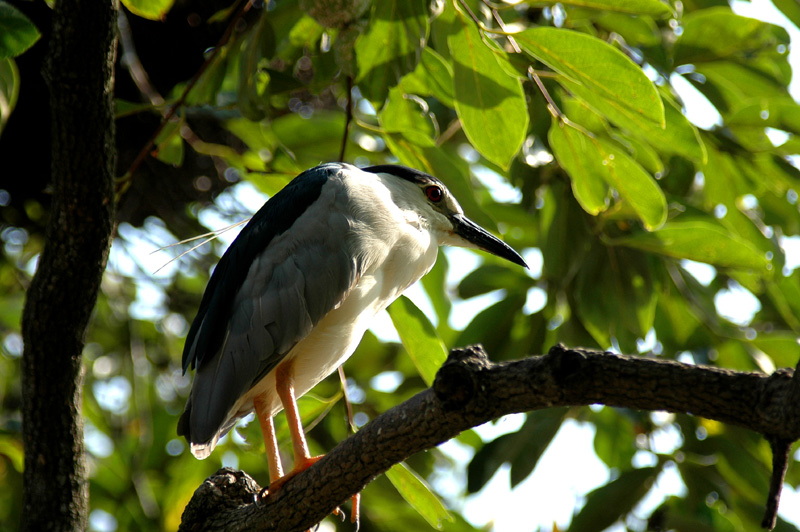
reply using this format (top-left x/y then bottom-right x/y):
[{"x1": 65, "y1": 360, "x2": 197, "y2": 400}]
[{"x1": 452, "y1": 214, "x2": 528, "y2": 268}]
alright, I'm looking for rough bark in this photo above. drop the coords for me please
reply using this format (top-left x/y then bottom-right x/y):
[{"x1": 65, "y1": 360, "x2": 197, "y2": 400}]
[
  {"x1": 178, "y1": 344, "x2": 800, "y2": 532},
  {"x1": 20, "y1": 0, "x2": 118, "y2": 530}
]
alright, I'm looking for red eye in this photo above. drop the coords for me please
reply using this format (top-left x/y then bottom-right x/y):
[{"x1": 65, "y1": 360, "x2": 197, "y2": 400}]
[{"x1": 425, "y1": 186, "x2": 443, "y2": 202}]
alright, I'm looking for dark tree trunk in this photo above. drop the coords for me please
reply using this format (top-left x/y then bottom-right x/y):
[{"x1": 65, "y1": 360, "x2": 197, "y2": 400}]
[{"x1": 20, "y1": 0, "x2": 118, "y2": 530}]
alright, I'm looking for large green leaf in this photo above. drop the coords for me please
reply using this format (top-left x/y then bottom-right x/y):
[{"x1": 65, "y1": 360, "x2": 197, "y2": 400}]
[
  {"x1": 387, "y1": 295, "x2": 448, "y2": 386},
  {"x1": 515, "y1": 27, "x2": 663, "y2": 127},
  {"x1": 675, "y1": 7, "x2": 788, "y2": 65},
  {"x1": 568, "y1": 466, "x2": 662, "y2": 532},
  {"x1": 355, "y1": 0, "x2": 429, "y2": 104},
  {"x1": 448, "y1": 10, "x2": 528, "y2": 169},
  {"x1": 542, "y1": 0, "x2": 673, "y2": 16},
  {"x1": 614, "y1": 220, "x2": 771, "y2": 270},
  {"x1": 120, "y1": 0, "x2": 175, "y2": 21},
  {"x1": 386, "y1": 462, "x2": 453, "y2": 530},
  {"x1": 0, "y1": 1, "x2": 40, "y2": 59}
]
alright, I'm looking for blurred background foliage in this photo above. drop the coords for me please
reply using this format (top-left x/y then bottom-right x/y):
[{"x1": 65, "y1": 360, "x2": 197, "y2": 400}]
[{"x1": 3, "y1": 0, "x2": 800, "y2": 530}]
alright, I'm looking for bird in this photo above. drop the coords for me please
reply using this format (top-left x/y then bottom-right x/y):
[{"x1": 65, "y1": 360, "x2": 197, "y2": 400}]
[{"x1": 177, "y1": 162, "x2": 527, "y2": 511}]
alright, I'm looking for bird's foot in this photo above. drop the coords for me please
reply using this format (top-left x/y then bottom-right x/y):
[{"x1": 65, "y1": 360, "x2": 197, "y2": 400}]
[
  {"x1": 264, "y1": 455, "x2": 360, "y2": 529},
  {"x1": 266, "y1": 454, "x2": 324, "y2": 493},
  {"x1": 331, "y1": 493, "x2": 360, "y2": 529}
]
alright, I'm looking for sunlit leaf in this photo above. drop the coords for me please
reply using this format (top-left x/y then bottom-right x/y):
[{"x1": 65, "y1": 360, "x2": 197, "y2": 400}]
[
  {"x1": 355, "y1": 0, "x2": 429, "y2": 104},
  {"x1": 675, "y1": 8, "x2": 788, "y2": 65},
  {"x1": 387, "y1": 295, "x2": 448, "y2": 386},
  {"x1": 386, "y1": 462, "x2": 453, "y2": 530},
  {"x1": 545, "y1": 0, "x2": 673, "y2": 16},
  {"x1": 558, "y1": 76, "x2": 706, "y2": 162},
  {"x1": 120, "y1": 0, "x2": 175, "y2": 21},
  {"x1": 548, "y1": 120, "x2": 608, "y2": 215},
  {"x1": 516, "y1": 27, "x2": 663, "y2": 127},
  {"x1": 614, "y1": 220, "x2": 770, "y2": 270},
  {"x1": 448, "y1": 9, "x2": 528, "y2": 169}
]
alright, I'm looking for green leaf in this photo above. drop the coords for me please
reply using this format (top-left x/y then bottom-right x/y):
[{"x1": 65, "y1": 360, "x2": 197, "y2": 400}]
[
  {"x1": 594, "y1": 137, "x2": 667, "y2": 230},
  {"x1": 515, "y1": 27, "x2": 663, "y2": 127},
  {"x1": 399, "y1": 47, "x2": 455, "y2": 108},
  {"x1": 675, "y1": 7, "x2": 788, "y2": 65},
  {"x1": 379, "y1": 86, "x2": 437, "y2": 147},
  {"x1": 773, "y1": 0, "x2": 800, "y2": 30},
  {"x1": 575, "y1": 247, "x2": 657, "y2": 347},
  {"x1": 386, "y1": 462, "x2": 453, "y2": 530},
  {"x1": 0, "y1": 1, "x2": 41, "y2": 59},
  {"x1": 568, "y1": 466, "x2": 661, "y2": 532},
  {"x1": 355, "y1": 0, "x2": 429, "y2": 104},
  {"x1": 0, "y1": 57, "x2": 19, "y2": 135},
  {"x1": 613, "y1": 220, "x2": 771, "y2": 270},
  {"x1": 591, "y1": 408, "x2": 638, "y2": 470},
  {"x1": 749, "y1": 332, "x2": 800, "y2": 368},
  {"x1": 594, "y1": 11, "x2": 661, "y2": 47},
  {"x1": 448, "y1": 10, "x2": 528, "y2": 169},
  {"x1": 548, "y1": 121, "x2": 608, "y2": 215},
  {"x1": 237, "y1": 15, "x2": 274, "y2": 121},
  {"x1": 549, "y1": 121, "x2": 666, "y2": 229},
  {"x1": 120, "y1": 0, "x2": 175, "y2": 21},
  {"x1": 467, "y1": 408, "x2": 568, "y2": 493},
  {"x1": 387, "y1": 295, "x2": 448, "y2": 386},
  {"x1": 546, "y1": 0, "x2": 673, "y2": 17},
  {"x1": 153, "y1": 117, "x2": 184, "y2": 166},
  {"x1": 560, "y1": 77, "x2": 706, "y2": 162},
  {"x1": 457, "y1": 264, "x2": 535, "y2": 299}
]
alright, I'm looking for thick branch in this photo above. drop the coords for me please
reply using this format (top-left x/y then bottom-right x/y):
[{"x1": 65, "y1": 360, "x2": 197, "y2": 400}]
[
  {"x1": 179, "y1": 345, "x2": 800, "y2": 532},
  {"x1": 20, "y1": 0, "x2": 117, "y2": 530}
]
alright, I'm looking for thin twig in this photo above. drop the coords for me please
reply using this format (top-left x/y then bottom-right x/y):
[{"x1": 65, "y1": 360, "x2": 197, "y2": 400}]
[
  {"x1": 116, "y1": 0, "x2": 254, "y2": 199},
  {"x1": 485, "y1": 1, "x2": 520, "y2": 53},
  {"x1": 762, "y1": 436, "x2": 791, "y2": 529},
  {"x1": 338, "y1": 76, "x2": 353, "y2": 162},
  {"x1": 527, "y1": 66, "x2": 564, "y2": 121},
  {"x1": 338, "y1": 366, "x2": 357, "y2": 434}
]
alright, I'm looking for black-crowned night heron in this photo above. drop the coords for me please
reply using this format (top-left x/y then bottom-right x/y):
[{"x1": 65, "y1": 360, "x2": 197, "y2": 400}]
[{"x1": 177, "y1": 162, "x2": 527, "y2": 508}]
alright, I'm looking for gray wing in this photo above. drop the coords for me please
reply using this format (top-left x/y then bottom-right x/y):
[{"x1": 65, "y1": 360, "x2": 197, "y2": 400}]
[{"x1": 181, "y1": 181, "x2": 361, "y2": 447}]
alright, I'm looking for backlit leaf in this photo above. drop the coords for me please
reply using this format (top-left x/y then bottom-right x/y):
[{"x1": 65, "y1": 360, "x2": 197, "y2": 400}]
[
  {"x1": 515, "y1": 27, "x2": 663, "y2": 126},
  {"x1": 614, "y1": 220, "x2": 770, "y2": 270},
  {"x1": 387, "y1": 295, "x2": 448, "y2": 386},
  {"x1": 448, "y1": 10, "x2": 528, "y2": 169},
  {"x1": 120, "y1": 0, "x2": 175, "y2": 21},
  {"x1": 386, "y1": 462, "x2": 453, "y2": 530},
  {"x1": 355, "y1": 0, "x2": 429, "y2": 104}
]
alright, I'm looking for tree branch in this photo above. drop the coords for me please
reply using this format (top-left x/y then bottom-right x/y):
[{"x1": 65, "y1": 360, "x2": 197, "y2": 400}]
[{"x1": 179, "y1": 345, "x2": 800, "y2": 532}]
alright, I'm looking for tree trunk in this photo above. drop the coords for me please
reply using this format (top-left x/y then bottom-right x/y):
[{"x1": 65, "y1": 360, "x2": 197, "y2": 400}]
[{"x1": 20, "y1": 0, "x2": 118, "y2": 530}]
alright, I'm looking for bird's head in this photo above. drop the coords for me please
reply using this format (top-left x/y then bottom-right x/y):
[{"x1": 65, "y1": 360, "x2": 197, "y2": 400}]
[{"x1": 363, "y1": 165, "x2": 528, "y2": 269}]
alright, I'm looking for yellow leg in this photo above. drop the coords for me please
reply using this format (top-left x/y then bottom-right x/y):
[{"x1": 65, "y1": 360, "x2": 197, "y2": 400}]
[{"x1": 254, "y1": 393, "x2": 283, "y2": 483}]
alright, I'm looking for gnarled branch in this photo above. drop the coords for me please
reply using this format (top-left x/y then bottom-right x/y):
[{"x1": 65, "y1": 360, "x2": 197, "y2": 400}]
[{"x1": 179, "y1": 344, "x2": 800, "y2": 532}]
